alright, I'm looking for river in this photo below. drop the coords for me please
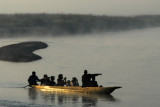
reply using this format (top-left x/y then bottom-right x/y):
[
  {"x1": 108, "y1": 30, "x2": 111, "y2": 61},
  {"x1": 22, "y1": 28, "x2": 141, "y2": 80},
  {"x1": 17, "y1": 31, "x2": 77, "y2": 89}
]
[{"x1": 0, "y1": 28, "x2": 160, "y2": 107}]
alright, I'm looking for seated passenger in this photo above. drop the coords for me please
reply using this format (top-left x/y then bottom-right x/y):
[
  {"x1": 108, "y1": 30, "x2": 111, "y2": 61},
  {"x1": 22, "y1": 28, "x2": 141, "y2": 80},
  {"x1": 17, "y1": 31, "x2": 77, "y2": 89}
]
[
  {"x1": 50, "y1": 76, "x2": 56, "y2": 86},
  {"x1": 41, "y1": 74, "x2": 50, "y2": 86},
  {"x1": 57, "y1": 74, "x2": 66, "y2": 86},
  {"x1": 28, "y1": 71, "x2": 40, "y2": 86},
  {"x1": 90, "y1": 76, "x2": 98, "y2": 87},
  {"x1": 71, "y1": 77, "x2": 79, "y2": 86},
  {"x1": 66, "y1": 80, "x2": 71, "y2": 86}
]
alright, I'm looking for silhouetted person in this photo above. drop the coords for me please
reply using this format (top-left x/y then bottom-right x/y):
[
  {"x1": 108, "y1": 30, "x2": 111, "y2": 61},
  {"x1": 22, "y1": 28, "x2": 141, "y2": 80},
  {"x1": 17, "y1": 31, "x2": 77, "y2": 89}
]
[
  {"x1": 57, "y1": 74, "x2": 66, "y2": 86},
  {"x1": 41, "y1": 74, "x2": 50, "y2": 86},
  {"x1": 71, "y1": 77, "x2": 79, "y2": 86},
  {"x1": 50, "y1": 76, "x2": 56, "y2": 86},
  {"x1": 90, "y1": 76, "x2": 98, "y2": 87},
  {"x1": 82, "y1": 70, "x2": 102, "y2": 87},
  {"x1": 82, "y1": 70, "x2": 92, "y2": 87},
  {"x1": 66, "y1": 80, "x2": 71, "y2": 86},
  {"x1": 28, "y1": 71, "x2": 40, "y2": 86}
]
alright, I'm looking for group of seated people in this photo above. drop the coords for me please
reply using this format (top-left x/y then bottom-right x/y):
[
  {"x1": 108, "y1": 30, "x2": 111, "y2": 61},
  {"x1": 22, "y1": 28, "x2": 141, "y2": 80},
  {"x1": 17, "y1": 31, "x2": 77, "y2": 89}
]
[
  {"x1": 28, "y1": 71, "x2": 79, "y2": 86},
  {"x1": 28, "y1": 70, "x2": 102, "y2": 87}
]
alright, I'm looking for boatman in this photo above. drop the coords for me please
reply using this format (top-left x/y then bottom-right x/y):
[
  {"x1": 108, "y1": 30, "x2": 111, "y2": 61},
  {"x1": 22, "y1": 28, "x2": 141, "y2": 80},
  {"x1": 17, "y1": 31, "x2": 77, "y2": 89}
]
[
  {"x1": 82, "y1": 70, "x2": 101, "y2": 87},
  {"x1": 28, "y1": 71, "x2": 40, "y2": 86}
]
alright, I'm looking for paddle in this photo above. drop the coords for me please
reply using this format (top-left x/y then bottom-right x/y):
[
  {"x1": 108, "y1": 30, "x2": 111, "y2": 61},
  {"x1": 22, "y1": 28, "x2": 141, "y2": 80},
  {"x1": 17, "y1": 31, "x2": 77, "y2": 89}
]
[
  {"x1": 8, "y1": 85, "x2": 31, "y2": 88},
  {"x1": 23, "y1": 85, "x2": 32, "y2": 88}
]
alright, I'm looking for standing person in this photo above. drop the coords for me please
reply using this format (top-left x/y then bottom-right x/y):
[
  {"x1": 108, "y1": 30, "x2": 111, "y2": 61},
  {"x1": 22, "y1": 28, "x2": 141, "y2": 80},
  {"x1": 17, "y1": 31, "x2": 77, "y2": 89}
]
[
  {"x1": 40, "y1": 74, "x2": 50, "y2": 86},
  {"x1": 28, "y1": 71, "x2": 40, "y2": 86},
  {"x1": 57, "y1": 74, "x2": 66, "y2": 86}
]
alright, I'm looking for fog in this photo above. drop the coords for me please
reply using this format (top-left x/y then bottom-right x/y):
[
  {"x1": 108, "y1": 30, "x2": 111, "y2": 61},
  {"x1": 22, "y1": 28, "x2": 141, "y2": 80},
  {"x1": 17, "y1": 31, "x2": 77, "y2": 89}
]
[
  {"x1": 1, "y1": 0, "x2": 160, "y2": 15},
  {"x1": 0, "y1": 27, "x2": 160, "y2": 87},
  {"x1": 0, "y1": 26, "x2": 160, "y2": 106}
]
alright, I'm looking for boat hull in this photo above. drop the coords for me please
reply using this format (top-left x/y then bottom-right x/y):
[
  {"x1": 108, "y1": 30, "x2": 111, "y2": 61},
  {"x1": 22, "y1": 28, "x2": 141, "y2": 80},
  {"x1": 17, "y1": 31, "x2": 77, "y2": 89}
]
[{"x1": 32, "y1": 85, "x2": 121, "y2": 94}]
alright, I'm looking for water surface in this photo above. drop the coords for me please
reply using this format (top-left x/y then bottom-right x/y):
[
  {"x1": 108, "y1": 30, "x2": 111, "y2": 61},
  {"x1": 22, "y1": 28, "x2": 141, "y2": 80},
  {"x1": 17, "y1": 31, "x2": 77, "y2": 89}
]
[{"x1": 0, "y1": 28, "x2": 160, "y2": 107}]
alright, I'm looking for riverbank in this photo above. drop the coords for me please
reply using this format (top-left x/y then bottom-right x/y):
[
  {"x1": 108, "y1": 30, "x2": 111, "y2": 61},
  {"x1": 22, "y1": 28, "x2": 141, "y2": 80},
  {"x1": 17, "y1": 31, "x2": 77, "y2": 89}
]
[{"x1": 0, "y1": 14, "x2": 160, "y2": 36}]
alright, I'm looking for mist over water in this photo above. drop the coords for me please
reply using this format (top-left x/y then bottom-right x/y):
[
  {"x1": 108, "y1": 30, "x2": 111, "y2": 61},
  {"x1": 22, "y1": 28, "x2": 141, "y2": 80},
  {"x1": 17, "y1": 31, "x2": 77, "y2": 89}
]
[{"x1": 0, "y1": 27, "x2": 160, "y2": 106}]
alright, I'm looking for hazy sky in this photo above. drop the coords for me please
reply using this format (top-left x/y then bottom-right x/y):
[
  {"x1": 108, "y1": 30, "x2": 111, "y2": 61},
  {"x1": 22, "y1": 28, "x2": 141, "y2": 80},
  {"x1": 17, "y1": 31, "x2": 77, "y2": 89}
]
[{"x1": 0, "y1": 0, "x2": 160, "y2": 15}]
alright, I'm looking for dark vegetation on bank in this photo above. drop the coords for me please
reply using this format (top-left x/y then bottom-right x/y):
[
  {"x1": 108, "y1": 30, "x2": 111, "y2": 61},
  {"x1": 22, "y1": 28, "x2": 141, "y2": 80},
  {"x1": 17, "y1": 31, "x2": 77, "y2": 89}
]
[
  {"x1": 0, "y1": 41, "x2": 48, "y2": 62},
  {"x1": 0, "y1": 14, "x2": 160, "y2": 36}
]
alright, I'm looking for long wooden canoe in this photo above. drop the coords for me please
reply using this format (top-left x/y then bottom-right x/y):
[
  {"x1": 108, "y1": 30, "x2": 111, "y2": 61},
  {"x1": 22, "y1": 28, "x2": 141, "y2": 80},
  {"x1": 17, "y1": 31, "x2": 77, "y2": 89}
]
[{"x1": 32, "y1": 85, "x2": 121, "y2": 94}]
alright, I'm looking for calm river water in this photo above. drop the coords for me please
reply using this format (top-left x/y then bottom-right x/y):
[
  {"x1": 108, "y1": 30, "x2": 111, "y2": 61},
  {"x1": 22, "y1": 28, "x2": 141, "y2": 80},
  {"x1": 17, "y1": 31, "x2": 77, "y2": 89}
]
[{"x1": 0, "y1": 28, "x2": 160, "y2": 107}]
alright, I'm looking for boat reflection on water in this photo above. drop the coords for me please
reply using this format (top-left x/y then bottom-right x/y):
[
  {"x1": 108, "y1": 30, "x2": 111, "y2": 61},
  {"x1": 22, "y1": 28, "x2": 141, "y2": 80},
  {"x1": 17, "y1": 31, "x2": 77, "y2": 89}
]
[
  {"x1": 28, "y1": 88, "x2": 118, "y2": 106},
  {"x1": 28, "y1": 88, "x2": 38, "y2": 101}
]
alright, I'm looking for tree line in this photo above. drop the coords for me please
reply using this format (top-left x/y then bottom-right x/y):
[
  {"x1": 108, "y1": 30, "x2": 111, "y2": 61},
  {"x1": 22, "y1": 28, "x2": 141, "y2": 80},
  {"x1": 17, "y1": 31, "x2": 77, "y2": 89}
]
[{"x1": 0, "y1": 14, "x2": 160, "y2": 36}]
